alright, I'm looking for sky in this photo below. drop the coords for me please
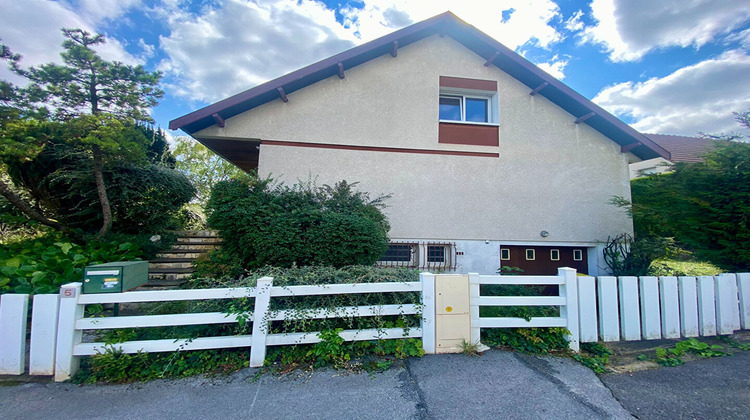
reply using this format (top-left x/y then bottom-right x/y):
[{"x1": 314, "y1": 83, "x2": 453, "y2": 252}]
[{"x1": 1, "y1": 0, "x2": 750, "y2": 140}]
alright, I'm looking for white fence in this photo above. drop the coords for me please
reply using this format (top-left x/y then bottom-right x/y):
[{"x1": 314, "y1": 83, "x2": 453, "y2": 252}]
[
  {"x1": 1, "y1": 270, "x2": 749, "y2": 381},
  {"x1": 470, "y1": 267, "x2": 580, "y2": 351},
  {"x1": 1, "y1": 276, "x2": 429, "y2": 381}
]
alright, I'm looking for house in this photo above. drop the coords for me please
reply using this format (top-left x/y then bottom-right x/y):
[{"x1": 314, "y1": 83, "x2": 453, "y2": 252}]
[
  {"x1": 170, "y1": 12, "x2": 669, "y2": 276},
  {"x1": 629, "y1": 134, "x2": 717, "y2": 179}
]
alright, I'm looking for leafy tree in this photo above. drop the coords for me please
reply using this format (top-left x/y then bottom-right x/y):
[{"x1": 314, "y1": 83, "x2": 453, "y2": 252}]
[
  {"x1": 173, "y1": 137, "x2": 245, "y2": 205},
  {"x1": 9, "y1": 29, "x2": 164, "y2": 236}
]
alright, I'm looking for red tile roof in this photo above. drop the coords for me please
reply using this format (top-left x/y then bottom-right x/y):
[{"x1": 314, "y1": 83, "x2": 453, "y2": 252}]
[{"x1": 643, "y1": 134, "x2": 718, "y2": 163}]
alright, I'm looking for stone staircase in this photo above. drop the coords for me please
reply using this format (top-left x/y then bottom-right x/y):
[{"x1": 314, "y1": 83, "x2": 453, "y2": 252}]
[{"x1": 144, "y1": 230, "x2": 221, "y2": 288}]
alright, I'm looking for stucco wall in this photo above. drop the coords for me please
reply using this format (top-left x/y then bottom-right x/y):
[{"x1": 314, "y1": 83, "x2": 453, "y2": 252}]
[{"x1": 195, "y1": 35, "x2": 634, "y2": 247}]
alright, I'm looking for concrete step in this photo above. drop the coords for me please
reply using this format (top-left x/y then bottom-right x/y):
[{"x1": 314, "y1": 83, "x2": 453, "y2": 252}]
[
  {"x1": 171, "y1": 230, "x2": 219, "y2": 237},
  {"x1": 176, "y1": 236, "x2": 222, "y2": 244},
  {"x1": 156, "y1": 251, "x2": 204, "y2": 259},
  {"x1": 149, "y1": 260, "x2": 194, "y2": 269},
  {"x1": 139, "y1": 279, "x2": 187, "y2": 289},
  {"x1": 170, "y1": 243, "x2": 219, "y2": 251},
  {"x1": 149, "y1": 267, "x2": 194, "y2": 275}
]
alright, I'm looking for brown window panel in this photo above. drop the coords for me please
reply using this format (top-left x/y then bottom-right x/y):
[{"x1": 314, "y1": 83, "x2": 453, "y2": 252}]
[
  {"x1": 438, "y1": 122, "x2": 499, "y2": 147},
  {"x1": 439, "y1": 76, "x2": 497, "y2": 91}
]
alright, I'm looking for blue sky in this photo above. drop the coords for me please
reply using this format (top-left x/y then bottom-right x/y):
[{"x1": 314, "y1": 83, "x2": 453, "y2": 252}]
[{"x1": 2, "y1": 0, "x2": 750, "y2": 140}]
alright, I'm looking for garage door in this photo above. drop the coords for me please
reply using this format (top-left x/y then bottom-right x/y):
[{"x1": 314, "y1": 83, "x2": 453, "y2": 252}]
[{"x1": 499, "y1": 245, "x2": 588, "y2": 275}]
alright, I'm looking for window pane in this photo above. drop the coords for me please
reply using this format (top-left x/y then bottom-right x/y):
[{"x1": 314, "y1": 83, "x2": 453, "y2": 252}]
[
  {"x1": 439, "y1": 96, "x2": 461, "y2": 121},
  {"x1": 427, "y1": 245, "x2": 446, "y2": 263},
  {"x1": 465, "y1": 98, "x2": 488, "y2": 122},
  {"x1": 380, "y1": 244, "x2": 413, "y2": 262}
]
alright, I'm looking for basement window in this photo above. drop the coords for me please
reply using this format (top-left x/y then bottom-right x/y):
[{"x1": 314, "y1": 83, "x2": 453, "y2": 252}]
[{"x1": 500, "y1": 248, "x2": 510, "y2": 261}]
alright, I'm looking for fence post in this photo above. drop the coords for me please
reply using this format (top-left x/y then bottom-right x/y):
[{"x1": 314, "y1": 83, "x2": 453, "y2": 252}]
[
  {"x1": 738, "y1": 273, "x2": 750, "y2": 330},
  {"x1": 420, "y1": 272, "x2": 436, "y2": 354},
  {"x1": 249, "y1": 276, "x2": 273, "y2": 367},
  {"x1": 558, "y1": 267, "x2": 579, "y2": 352},
  {"x1": 468, "y1": 272, "x2": 481, "y2": 346},
  {"x1": 715, "y1": 273, "x2": 739, "y2": 335},
  {"x1": 30, "y1": 294, "x2": 60, "y2": 375},
  {"x1": 0, "y1": 294, "x2": 29, "y2": 375},
  {"x1": 55, "y1": 283, "x2": 83, "y2": 382}
]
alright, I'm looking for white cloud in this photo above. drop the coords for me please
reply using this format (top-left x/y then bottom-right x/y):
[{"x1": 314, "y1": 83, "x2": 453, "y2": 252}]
[
  {"x1": 536, "y1": 55, "x2": 568, "y2": 80},
  {"x1": 158, "y1": 0, "x2": 357, "y2": 102},
  {"x1": 0, "y1": 0, "x2": 141, "y2": 86},
  {"x1": 593, "y1": 50, "x2": 750, "y2": 135},
  {"x1": 158, "y1": 0, "x2": 567, "y2": 103},
  {"x1": 342, "y1": 0, "x2": 563, "y2": 50},
  {"x1": 581, "y1": 0, "x2": 750, "y2": 62}
]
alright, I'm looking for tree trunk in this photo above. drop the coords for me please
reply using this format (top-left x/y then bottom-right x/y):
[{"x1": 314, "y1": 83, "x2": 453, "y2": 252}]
[
  {"x1": 0, "y1": 176, "x2": 81, "y2": 240},
  {"x1": 92, "y1": 144, "x2": 112, "y2": 237}
]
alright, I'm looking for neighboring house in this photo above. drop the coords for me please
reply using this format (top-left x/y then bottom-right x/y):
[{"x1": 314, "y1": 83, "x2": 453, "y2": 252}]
[
  {"x1": 629, "y1": 134, "x2": 718, "y2": 179},
  {"x1": 170, "y1": 12, "x2": 669, "y2": 276}
]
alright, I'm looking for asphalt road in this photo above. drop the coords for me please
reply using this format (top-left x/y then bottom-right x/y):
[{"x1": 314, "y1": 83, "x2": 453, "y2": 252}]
[
  {"x1": 1, "y1": 349, "x2": 748, "y2": 419},
  {"x1": 600, "y1": 350, "x2": 750, "y2": 420}
]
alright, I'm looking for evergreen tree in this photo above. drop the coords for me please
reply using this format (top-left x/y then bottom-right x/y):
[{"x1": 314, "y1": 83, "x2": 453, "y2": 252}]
[{"x1": 11, "y1": 29, "x2": 164, "y2": 236}]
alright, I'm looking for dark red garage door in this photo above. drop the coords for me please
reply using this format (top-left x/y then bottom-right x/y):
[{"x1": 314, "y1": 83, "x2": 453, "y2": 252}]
[{"x1": 499, "y1": 245, "x2": 588, "y2": 275}]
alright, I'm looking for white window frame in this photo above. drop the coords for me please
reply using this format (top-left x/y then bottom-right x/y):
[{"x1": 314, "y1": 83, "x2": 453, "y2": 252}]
[
  {"x1": 525, "y1": 249, "x2": 535, "y2": 261},
  {"x1": 573, "y1": 249, "x2": 583, "y2": 261},
  {"x1": 550, "y1": 249, "x2": 560, "y2": 261},
  {"x1": 500, "y1": 248, "x2": 511, "y2": 261},
  {"x1": 439, "y1": 87, "x2": 498, "y2": 125}
]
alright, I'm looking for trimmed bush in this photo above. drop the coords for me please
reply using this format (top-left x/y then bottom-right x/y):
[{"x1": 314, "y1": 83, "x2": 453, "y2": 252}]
[{"x1": 202, "y1": 178, "x2": 389, "y2": 276}]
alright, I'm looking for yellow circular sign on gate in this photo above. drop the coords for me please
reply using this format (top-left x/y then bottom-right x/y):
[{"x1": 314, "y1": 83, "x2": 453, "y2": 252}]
[{"x1": 445, "y1": 306, "x2": 453, "y2": 312}]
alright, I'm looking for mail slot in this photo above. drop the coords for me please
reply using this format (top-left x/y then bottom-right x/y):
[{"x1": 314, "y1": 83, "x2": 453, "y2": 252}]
[{"x1": 83, "y1": 261, "x2": 148, "y2": 293}]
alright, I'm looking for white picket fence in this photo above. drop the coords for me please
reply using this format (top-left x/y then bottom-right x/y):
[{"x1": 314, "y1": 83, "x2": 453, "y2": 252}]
[{"x1": 1, "y1": 270, "x2": 749, "y2": 381}]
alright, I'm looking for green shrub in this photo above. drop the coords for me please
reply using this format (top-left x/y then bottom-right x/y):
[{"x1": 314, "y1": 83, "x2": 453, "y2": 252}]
[
  {"x1": 648, "y1": 259, "x2": 724, "y2": 276},
  {"x1": 201, "y1": 178, "x2": 389, "y2": 276}
]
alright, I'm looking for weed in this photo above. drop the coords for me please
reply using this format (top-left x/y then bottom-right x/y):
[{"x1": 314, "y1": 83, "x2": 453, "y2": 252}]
[{"x1": 460, "y1": 339, "x2": 480, "y2": 356}]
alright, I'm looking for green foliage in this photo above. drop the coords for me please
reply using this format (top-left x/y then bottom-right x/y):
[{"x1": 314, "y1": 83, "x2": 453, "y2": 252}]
[
  {"x1": 203, "y1": 178, "x2": 389, "y2": 275},
  {"x1": 638, "y1": 338, "x2": 731, "y2": 367},
  {"x1": 479, "y1": 283, "x2": 568, "y2": 354},
  {"x1": 0, "y1": 233, "x2": 159, "y2": 294},
  {"x1": 173, "y1": 137, "x2": 246, "y2": 205},
  {"x1": 623, "y1": 142, "x2": 750, "y2": 270},
  {"x1": 4, "y1": 28, "x2": 166, "y2": 237},
  {"x1": 482, "y1": 327, "x2": 570, "y2": 354},
  {"x1": 647, "y1": 258, "x2": 724, "y2": 276},
  {"x1": 602, "y1": 233, "x2": 676, "y2": 276},
  {"x1": 3, "y1": 125, "x2": 194, "y2": 234},
  {"x1": 574, "y1": 342, "x2": 612, "y2": 374},
  {"x1": 73, "y1": 346, "x2": 249, "y2": 384},
  {"x1": 13, "y1": 28, "x2": 162, "y2": 122}
]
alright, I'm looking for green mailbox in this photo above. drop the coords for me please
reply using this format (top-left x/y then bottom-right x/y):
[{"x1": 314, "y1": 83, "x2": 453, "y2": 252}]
[{"x1": 82, "y1": 261, "x2": 148, "y2": 294}]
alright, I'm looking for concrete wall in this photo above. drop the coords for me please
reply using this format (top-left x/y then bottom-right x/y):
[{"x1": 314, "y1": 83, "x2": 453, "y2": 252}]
[{"x1": 195, "y1": 34, "x2": 634, "y2": 273}]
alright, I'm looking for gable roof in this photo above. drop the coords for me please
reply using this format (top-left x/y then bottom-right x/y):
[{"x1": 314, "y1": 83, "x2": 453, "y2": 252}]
[
  {"x1": 642, "y1": 134, "x2": 717, "y2": 163},
  {"x1": 169, "y1": 12, "x2": 670, "y2": 161}
]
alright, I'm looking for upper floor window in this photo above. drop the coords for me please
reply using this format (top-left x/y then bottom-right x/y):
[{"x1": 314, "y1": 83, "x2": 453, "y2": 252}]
[{"x1": 439, "y1": 94, "x2": 491, "y2": 123}]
